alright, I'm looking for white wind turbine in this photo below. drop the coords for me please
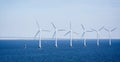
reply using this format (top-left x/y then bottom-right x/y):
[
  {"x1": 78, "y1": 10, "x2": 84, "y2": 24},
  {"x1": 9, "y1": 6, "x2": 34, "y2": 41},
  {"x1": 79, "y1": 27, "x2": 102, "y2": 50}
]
[
  {"x1": 104, "y1": 27, "x2": 117, "y2": 46},
  {"x1": 81, "y1": 24, "x2": 92, "y2": 47},
  {"x1": 51, "y1": 22, "x2": 65, "y2": 47},
  {"x1": 64, "y1": 21, "x2": 78, "y2": 47},
  {"x1": 91, "y1": 26, "x2": 104, "y2": 46},
  {"x1": 34, "y1": 20, "x2": 50, "y2": 48}
]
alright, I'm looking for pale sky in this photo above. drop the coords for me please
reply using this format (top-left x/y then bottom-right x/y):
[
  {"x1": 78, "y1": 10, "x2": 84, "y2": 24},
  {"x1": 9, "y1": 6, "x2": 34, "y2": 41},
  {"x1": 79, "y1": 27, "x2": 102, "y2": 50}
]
[{"x1": 0, "y1": 0, "x2": 120, "y2": 39}]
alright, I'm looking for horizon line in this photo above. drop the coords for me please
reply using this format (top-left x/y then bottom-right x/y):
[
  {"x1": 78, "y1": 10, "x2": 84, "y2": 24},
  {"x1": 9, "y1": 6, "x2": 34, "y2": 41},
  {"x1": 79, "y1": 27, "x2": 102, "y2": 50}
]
[{"x1": 0, "y1": 37, "x2": 120, "y2": 40}]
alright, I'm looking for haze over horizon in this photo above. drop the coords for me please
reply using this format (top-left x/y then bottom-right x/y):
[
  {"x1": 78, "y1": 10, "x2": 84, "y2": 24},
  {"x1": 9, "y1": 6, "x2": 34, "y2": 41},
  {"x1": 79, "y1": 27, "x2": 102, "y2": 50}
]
[{"x1": 0, "y1": 0, "x2": 120, "y2": 39}]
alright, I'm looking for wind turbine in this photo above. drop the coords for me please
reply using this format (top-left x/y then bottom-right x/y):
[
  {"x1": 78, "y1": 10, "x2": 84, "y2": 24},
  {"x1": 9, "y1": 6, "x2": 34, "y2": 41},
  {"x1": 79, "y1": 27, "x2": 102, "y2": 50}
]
[
  {"x1": 64, "y1": 21, "x2": 78, "y2": 47},
  {"x1": 104, "y1": 27, "x2": 117, "y2": 46},
  {"x1": 91, "y1": 26, "x2": 104, "y2": 46},
  {"x1": 34, "y1": 20, "x2": 50, "y2": 48},
  {"x1": 51, "y1": 22, "x2": 65, "y2": 47},
  {"x1": 81, "y1": 24, "x2": 92, "y2": 47}
]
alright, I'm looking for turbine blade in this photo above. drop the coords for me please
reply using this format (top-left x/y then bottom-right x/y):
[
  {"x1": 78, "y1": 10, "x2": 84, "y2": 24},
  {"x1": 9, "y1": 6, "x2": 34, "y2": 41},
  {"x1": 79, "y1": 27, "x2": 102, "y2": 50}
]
[
  {"x1": 86, "y1": 30, "x2": 93, "y2": 32},
  {"x1": 58, "y1": 29, "x2": 65, "y2": 31},
  {"x1": 81, "y1": 24, "x2": 85, "y2": 30},
  {"x1": 99, "y1": 26, "x2": 104, "y2": 31},
  {"x1": 111, "y1": 27, "x2": 117, "y2": 32},
  {"x1": 73, "y1": 32, "x2": 79, "y2": 35},
  {"x1": 70, "y1": 21, "x2": 71, "y2": 29},
  {"x1": 35, "y1": 20, "x2": 40, "y2": 29},
  {"x1": 64, "y1": 31, "x2": 71, "y2": 36},
  {"x1": 81, "y1": 32, "x2": 85, "y2": 37},
  {"x1": 42, "y1": 30, "x2": 50, "y2": 32},
  {"x1": 51, "y1": 22, "x2": 56, "y2": 29},
  {"x1": 91, "y1": 28, "x2": 96, "y2": 31},
  {"x1": 34, "y1": 30, "x2": 40, "y2": 38},
  {"x1": 104, "y1": 28, "x2": 109, "y2": 32},
  {"x1": 52, "y1": 31, "x2": 56, "y2": 38}
]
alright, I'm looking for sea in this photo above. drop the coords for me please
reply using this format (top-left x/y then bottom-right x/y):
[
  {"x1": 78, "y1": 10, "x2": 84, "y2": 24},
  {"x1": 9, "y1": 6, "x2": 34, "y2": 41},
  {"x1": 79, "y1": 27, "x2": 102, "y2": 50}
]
[{"x1": 0, "y1": 39, "x2": 120, "y2": 62}]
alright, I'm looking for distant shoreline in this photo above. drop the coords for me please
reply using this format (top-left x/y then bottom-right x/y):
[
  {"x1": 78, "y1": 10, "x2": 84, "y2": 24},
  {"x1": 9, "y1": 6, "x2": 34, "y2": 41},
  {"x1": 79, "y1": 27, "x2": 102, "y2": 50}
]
[{"x1": 0, "y1": 37, "x2": 120, "y2": 40}]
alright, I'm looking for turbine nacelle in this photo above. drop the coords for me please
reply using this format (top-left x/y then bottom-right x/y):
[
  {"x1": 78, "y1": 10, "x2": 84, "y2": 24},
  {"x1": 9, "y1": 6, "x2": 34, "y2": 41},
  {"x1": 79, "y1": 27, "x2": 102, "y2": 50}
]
[
  {"x1": 81, "y1": 24, "x2": 93, "y2": 38},
  {"x1": 51, "y1": 22, "x2": 65, "y2": 38}
]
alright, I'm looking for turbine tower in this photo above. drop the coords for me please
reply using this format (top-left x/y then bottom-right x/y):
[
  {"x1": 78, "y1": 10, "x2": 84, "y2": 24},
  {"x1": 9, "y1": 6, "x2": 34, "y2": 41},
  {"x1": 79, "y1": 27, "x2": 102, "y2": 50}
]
[
  {"x1": 104, "y1": 27, "x2": 117, "y2": 46},
  {"x1": 51, "y1": 22, "x2": 65, "y2": 47},
  {"x1": 91, "y1": 26, "x2": 104, "y2": 46},
  {"x1": 34, "y1": 20, "x2": 49, "y2": 48},
  {"x1": 81, "y1": 24, "x2": 92, "y2": 47}
]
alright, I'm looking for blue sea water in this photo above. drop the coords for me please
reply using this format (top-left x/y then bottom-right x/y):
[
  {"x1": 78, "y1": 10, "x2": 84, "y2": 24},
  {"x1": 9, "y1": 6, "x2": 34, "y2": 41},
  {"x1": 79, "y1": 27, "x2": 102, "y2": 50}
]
[{"x1": 0, "y1": 39, "x2": 120, "y2": 62}]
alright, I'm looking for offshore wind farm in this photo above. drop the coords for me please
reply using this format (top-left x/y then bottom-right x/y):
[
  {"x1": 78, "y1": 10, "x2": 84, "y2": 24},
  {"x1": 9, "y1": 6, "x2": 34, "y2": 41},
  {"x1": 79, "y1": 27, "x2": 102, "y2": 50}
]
[
  {"x1": 0, "y1": 0, "x2": 120, "y2": 62},
  {"x1": 0, "y1": 21, "x2": 120, "y2": 62},
  {"x1": 15, "y1": 20, "x2": 118, "y2": 48}
]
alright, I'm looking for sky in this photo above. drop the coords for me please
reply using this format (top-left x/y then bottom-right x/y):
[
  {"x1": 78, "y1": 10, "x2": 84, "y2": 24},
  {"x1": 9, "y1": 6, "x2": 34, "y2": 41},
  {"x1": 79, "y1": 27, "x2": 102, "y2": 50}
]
[{"x1": 0, "y1": 0, "x2": 120, "y2": 39}]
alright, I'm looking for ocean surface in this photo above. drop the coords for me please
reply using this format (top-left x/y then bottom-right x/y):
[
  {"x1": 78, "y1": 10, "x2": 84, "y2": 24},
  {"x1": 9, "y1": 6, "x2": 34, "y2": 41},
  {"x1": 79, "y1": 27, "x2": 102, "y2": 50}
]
[{"x1": 0, "y1": 39, "x2": 120, "y2": 62}]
